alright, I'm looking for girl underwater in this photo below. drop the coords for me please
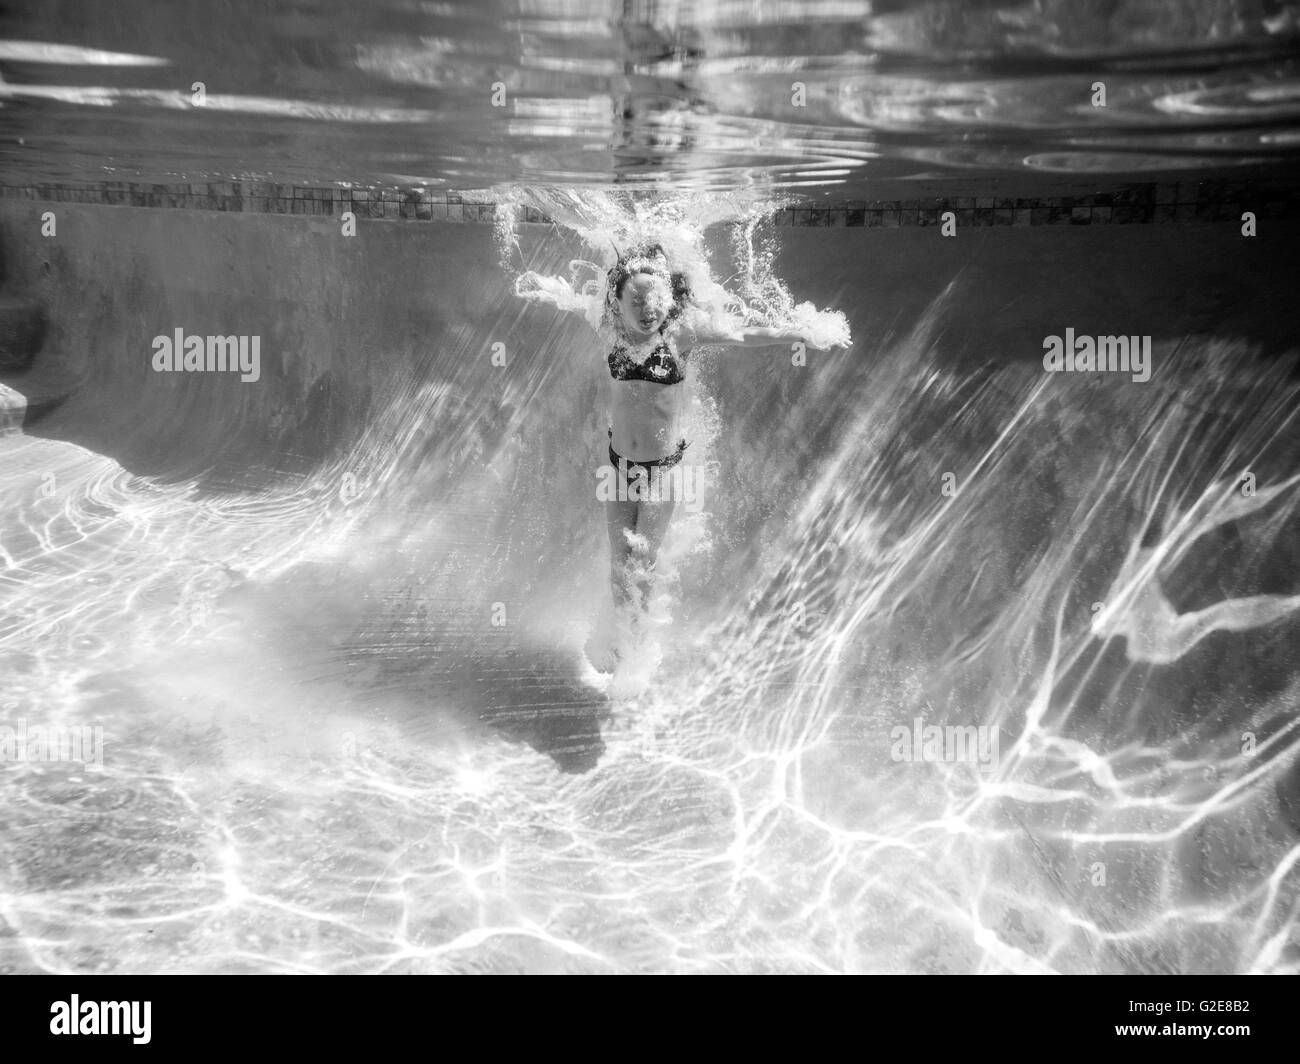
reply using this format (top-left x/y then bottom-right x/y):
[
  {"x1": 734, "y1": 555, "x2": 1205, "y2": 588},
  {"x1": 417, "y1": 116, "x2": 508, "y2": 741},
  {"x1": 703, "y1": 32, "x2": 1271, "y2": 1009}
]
[{"x1": 577, "y1": 242, "x2": 848, "y2": 672}]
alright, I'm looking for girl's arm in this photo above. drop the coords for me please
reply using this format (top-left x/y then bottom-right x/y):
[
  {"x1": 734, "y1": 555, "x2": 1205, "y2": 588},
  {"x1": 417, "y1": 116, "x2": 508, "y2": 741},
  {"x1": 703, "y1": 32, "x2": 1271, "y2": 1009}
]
[{"x1": 688, "y1": 323, "x2": 847, "y2": 351}]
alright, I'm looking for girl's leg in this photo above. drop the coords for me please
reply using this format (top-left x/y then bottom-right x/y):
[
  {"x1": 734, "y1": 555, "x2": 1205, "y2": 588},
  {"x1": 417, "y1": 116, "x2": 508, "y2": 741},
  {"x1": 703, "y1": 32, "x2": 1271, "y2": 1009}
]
[
  {"x1": 605, "y1": 498, "x2": 639, "y2": 613},
  {"x1": 630, "y1": 497, "x2": 677, "y2": 611},
  {"x1": 584, "y1": 497, "x2": 640, "y2": 672}
]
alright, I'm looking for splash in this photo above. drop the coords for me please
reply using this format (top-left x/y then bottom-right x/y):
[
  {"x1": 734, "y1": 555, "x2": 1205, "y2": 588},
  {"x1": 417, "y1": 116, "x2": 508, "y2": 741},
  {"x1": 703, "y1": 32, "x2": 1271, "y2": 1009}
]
[{"x1": 495, "y1": 188, "x2": 851, "y2": 350}]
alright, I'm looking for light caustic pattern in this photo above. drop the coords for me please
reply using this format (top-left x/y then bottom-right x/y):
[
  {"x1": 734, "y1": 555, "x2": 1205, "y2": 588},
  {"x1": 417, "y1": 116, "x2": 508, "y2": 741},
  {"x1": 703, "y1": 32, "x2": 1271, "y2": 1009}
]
[
  {"x1": 683, "y1": 320, "x2": 1300, "y2": 974},
  {"x1": 3, "y1": 258, "x2": 1300, "y2": 976}
]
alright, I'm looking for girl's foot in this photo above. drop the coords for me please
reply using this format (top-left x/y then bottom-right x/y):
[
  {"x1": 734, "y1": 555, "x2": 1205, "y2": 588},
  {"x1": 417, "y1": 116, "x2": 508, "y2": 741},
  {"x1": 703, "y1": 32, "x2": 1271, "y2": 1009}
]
[{"x1": 584, "y1": 624, "x2": 621, "y2": 674}]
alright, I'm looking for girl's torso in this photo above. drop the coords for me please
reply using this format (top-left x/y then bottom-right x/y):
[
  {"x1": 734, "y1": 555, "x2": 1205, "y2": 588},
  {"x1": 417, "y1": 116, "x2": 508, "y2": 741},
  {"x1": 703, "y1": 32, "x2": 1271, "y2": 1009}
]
[{"x1": 606, "y1": 322, "x2": 691, "y2": 461}]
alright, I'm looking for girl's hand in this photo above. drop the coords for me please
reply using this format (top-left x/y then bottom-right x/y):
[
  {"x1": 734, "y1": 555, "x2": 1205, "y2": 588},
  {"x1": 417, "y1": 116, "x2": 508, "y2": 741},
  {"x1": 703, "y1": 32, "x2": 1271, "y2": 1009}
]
[{"x1": 795, "y1": 334, "x2": 851, "y2": 352}]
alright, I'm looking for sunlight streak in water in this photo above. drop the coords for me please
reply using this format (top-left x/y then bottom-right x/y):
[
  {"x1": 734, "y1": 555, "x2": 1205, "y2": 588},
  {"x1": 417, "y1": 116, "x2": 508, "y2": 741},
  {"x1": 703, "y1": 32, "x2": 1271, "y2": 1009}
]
[{"x1": 0, "y1": 41, "x2": 169, "y2": 66}]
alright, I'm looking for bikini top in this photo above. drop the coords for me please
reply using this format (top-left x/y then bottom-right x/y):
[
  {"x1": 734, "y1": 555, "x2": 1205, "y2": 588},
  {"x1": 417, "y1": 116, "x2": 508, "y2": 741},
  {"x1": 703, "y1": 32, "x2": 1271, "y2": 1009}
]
[{"x1": 607, "y1": 325, "x2": 688, "y2": 385}]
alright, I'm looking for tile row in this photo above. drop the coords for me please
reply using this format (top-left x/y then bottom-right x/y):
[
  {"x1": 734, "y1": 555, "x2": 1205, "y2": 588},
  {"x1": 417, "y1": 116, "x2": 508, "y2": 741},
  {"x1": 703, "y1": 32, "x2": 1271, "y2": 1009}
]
[{"x1": 2, "y1": 180, "x2": 1295, "y2": 226}]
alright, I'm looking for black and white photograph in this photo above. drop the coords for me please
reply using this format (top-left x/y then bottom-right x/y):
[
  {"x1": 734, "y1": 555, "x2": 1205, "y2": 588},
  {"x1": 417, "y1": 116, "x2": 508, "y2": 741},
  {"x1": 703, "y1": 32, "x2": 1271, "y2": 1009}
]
[{"x1": 1, "y1": 0, "x2": 1298, "y2": 1007}]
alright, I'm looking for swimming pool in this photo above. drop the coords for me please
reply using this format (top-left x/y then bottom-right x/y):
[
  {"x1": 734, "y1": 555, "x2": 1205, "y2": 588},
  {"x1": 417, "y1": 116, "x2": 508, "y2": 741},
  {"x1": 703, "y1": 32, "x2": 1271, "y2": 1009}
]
[{"x1": 1, "y1": 0, "x2": 1298, "y2": 975}]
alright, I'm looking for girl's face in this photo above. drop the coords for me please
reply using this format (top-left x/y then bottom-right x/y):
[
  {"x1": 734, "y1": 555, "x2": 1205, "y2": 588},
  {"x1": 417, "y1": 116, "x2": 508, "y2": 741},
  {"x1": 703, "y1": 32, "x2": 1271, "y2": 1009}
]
[{"x1": 617, "y1": 273, "x2": 671, "y2": 337}]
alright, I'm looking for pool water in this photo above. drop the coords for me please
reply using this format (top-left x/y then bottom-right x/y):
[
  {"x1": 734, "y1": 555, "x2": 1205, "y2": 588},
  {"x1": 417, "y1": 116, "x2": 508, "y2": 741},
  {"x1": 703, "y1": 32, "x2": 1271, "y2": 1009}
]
[{"x1": 1, "y1": 1, "x2": 1298, "y2": 974}]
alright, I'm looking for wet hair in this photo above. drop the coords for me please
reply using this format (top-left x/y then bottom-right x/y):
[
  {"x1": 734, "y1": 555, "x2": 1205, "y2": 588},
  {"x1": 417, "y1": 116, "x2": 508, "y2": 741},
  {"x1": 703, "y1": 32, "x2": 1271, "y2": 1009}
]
[{"x1": 602, "y1": 242, "x2": 692, "y2": 330}]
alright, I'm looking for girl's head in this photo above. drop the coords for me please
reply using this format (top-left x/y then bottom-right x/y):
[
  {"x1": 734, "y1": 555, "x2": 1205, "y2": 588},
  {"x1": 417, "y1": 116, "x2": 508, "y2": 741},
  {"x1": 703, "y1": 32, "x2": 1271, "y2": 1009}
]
[{"x1": 604, "y1": 243, "x2": 690, "y2": 337}]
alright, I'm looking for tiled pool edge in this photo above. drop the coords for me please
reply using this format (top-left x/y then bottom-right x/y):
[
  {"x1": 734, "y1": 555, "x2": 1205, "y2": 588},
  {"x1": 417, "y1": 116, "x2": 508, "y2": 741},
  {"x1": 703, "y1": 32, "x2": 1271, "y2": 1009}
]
[{"x1": 2, "y1": 180, "x2": 1297, "y2": 226}]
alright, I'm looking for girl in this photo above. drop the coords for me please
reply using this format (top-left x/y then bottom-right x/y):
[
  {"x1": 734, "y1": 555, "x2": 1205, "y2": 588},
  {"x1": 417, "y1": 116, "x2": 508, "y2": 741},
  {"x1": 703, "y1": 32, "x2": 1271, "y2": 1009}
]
[{"x1": 588, "y1": 242, "x2": 843, "y2": 671}]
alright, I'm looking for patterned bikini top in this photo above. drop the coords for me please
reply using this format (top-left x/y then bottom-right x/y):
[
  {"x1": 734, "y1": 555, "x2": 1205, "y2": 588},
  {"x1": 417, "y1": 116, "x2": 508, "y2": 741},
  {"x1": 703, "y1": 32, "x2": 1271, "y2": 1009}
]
[{"x1": 607, "y1": 325, "x2": 688, "y2": 385}]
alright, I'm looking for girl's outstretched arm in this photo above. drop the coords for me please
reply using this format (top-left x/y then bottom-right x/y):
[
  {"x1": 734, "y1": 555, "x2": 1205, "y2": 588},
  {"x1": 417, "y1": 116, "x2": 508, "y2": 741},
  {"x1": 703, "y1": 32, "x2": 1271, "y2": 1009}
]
[{"x1": 694, "y1": 324, "x2": 848, "y2": 351}]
